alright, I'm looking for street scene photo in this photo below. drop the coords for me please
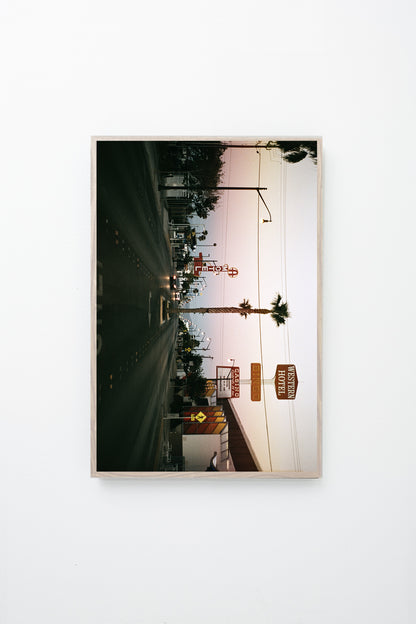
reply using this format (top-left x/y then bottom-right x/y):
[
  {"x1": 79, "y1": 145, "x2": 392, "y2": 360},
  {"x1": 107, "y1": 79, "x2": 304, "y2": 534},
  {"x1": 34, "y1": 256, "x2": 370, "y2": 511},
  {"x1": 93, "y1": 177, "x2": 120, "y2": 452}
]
[{"x1": 92, "y1": 138, "x2": 321, "y2": 475}]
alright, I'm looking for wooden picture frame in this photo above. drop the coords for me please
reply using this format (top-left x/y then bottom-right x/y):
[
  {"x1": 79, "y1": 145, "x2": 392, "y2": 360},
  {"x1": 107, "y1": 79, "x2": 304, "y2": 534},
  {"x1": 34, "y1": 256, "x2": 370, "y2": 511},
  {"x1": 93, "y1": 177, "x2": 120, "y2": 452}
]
[{"x1": 91, "y1": 137, "x2": 322, "y2": 478}]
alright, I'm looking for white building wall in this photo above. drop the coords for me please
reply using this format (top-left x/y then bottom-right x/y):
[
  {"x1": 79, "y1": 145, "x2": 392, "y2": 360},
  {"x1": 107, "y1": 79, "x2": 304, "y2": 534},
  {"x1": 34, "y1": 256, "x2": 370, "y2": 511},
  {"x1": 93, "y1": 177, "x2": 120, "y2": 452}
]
[{"x1": 182, "y1": 435, "x2": 222, "y2": 472}]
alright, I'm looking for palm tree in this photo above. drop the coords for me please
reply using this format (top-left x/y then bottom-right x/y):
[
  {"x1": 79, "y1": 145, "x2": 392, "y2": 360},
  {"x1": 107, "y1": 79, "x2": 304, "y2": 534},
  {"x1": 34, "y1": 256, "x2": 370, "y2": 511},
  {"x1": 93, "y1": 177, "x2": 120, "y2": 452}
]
[
  {"x1": 265, "y1": 140, "x2": 317, "y2": 165},
  {"x1": 181, "y1": 293, "x2": 290, "y2": 327}
]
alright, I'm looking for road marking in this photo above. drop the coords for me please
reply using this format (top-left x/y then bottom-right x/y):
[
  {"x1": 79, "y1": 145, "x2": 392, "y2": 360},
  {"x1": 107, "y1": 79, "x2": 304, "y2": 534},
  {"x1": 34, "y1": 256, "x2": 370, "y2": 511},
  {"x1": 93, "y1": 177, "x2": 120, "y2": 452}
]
[{"x1": 148, "y1": 291, "x2": 152, "y2": 326}]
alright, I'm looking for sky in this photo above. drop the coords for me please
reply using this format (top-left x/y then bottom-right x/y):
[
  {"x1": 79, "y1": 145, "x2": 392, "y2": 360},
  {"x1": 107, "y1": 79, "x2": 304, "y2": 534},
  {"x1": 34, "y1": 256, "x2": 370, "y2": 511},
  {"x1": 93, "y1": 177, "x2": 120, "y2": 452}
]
[{"x1": 182, "y1": 143, "x2": 319, "y2": 473}]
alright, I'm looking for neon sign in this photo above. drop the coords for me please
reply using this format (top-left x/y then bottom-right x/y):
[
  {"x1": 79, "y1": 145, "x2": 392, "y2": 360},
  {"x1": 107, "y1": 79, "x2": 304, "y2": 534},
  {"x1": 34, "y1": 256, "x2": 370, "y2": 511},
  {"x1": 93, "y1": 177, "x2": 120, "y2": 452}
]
[{"x1": 193, "y1": 253, "x2": 238, "y2": 278}]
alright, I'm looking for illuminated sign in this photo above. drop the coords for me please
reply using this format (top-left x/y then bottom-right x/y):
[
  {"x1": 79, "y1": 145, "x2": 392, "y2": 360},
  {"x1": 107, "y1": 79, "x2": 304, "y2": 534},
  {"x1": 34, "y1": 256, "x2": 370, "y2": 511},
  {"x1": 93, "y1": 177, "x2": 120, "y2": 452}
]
[
  {"x1": 216, "y1": 366, "x2": 240, "y2": 399},
  {"x1": 205, "y1": 380, "x2": 216, "y2": 397},
  {"x1": 193, "y1": 253, "x2": 238, "y2": 278}
]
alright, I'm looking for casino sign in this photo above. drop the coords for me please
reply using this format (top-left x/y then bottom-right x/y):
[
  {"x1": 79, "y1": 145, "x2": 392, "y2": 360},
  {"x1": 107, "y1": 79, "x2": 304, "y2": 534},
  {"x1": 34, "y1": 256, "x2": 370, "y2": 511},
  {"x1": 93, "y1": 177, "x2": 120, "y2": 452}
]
[{"x1": 193, "y1": 253, "x2": 238, "y2": 278}]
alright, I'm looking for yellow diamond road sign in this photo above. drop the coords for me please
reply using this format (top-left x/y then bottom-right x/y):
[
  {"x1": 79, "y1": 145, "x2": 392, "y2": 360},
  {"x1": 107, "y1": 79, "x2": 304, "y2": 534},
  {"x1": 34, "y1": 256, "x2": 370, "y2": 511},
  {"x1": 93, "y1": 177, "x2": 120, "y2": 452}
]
[{"x1": 191, "y1": 411, "x2": 207, "y2": 423}]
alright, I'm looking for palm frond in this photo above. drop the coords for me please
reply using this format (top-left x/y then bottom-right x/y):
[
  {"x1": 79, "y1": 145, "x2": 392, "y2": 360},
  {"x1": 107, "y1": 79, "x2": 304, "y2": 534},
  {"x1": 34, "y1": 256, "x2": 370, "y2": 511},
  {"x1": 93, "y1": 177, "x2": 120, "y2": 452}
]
[
  {"x1": 238, "y1": 298, "x2": 252, "y2": 319},
  {"x1": 270, "y1": 293, "x2": 290, "y2": 327},
  {"x1": 239, "y1": 298, "x2": 252, "y2": 310}
]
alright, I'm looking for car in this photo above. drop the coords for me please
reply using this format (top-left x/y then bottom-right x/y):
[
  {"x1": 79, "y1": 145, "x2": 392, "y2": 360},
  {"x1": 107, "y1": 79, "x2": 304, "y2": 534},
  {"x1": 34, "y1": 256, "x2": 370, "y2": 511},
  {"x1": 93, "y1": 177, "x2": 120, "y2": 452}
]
[{"x1": 170, "y1": 274, "x2": 178, "y2": 290}]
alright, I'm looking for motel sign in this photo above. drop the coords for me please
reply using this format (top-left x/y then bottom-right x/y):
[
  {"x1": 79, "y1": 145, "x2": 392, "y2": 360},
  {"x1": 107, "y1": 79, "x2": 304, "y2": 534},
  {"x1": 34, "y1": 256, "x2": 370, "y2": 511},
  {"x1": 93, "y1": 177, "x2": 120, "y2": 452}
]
[{"x1": 275, "y1": 364, "x2": 298, "y2": 400}]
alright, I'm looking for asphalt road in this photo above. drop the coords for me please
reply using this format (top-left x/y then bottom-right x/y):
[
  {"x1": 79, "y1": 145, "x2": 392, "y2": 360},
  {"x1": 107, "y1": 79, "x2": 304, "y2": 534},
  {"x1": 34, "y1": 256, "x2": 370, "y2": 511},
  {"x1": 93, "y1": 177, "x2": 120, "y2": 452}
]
[{"x1": 96, "y1": 141, "x2": 177, "y2": 471}]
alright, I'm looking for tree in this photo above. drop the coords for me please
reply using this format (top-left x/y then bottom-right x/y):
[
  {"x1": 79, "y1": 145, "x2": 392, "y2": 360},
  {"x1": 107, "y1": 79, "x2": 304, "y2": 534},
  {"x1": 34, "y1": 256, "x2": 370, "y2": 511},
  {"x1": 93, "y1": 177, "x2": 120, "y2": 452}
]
[
  {"x1": 266, "y1": 140, "x2": 317, "y2": 165},
  {"x1": 181, "y1": 294, "x2": 290, "y2": 327},
  {"x1": 185, "y1": 369, "x2": 208, "y2": 401},
  {"x1": 187, "y1": 192, "x2": 218, "y2": 219},
  {"x1": 197, "y1": 230, "x2": 208, "y2": 241},
  {"x1": 157, "y1": 141, "x2": 226, "y2": 219},
  {"x1": 176, "y1": 251, "x2": 193, "y2": 271},
  {"x1": 158, "y1": 142, "x2": 225, "y2": 185}
]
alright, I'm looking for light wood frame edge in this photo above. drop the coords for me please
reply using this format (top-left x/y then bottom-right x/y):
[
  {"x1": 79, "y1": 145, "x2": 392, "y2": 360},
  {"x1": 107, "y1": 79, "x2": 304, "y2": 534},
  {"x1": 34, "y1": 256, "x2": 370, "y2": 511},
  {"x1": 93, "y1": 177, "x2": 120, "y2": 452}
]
[{"x1": 90, "y1": 136, "x2": 323, "y2": 479}]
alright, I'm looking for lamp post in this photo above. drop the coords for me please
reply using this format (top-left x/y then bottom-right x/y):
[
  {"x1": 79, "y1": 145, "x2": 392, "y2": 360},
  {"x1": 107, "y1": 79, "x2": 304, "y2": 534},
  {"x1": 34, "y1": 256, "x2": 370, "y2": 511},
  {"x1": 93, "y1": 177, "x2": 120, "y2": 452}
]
[
  {"x1": 226, "y1": 359, "x2": 236, "y2": 380},
  {"x1": 258, "y1": 190, "x2": 272, "y2": 223}
]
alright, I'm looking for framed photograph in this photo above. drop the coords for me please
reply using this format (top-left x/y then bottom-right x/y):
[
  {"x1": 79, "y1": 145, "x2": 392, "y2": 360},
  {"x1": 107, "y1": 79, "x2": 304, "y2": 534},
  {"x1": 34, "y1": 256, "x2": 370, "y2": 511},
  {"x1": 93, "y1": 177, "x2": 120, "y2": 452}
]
[{"x1": 91, "y1": 137, "x2": 322, "y2": 477}]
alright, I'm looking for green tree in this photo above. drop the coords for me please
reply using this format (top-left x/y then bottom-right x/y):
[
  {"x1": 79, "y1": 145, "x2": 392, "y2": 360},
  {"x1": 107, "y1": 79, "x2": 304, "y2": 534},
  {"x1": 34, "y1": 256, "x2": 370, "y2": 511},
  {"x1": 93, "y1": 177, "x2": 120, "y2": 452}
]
[
  {"x1": 158, "y1": 141, "x2": 226, "y2": 218},
  {"x1": 158, "y1": 142, "x2": 225, "y2": 184},
  {"x1": 182, "y1": 294, "x2": 290, "y2": 327},
  {"x1": 176, "y1": 251, "x2": 194, "y2": 271},
  {"x1": 187, "y1": 193, "x2": 218, "y2": 219},
  {"x1": 185, "y1": 369, "x2": 208, "y2": 401}
]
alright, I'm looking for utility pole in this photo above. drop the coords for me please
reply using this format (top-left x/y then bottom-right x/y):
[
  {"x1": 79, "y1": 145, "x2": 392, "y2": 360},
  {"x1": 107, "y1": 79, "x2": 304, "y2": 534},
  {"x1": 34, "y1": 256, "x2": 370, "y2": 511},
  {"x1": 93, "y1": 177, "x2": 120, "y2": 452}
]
[
  {"x1": 159, "y1": 185, "x2": 267, "y2": 191},
  {"x1": 168, "y1": 141, "x2": 279, "y2": 150},
  {"x1": 158, "y1": 185, "x2": 272, "y2": 222}
]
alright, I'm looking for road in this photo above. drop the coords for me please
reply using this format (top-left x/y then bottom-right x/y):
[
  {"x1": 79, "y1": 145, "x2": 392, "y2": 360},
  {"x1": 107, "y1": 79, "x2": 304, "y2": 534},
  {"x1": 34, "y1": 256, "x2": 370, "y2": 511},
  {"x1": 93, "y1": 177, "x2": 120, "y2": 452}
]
[{"x1": 96, "y1": 141, "x2": 177, "y2": 471}]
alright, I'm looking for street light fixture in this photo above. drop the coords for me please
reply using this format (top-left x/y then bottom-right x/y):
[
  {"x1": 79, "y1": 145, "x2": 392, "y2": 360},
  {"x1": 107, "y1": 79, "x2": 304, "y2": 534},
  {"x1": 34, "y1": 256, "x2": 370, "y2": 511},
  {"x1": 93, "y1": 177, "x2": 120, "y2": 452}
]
[{"x1": 258, "y1": 190, "x2": 272, "y2": 223}]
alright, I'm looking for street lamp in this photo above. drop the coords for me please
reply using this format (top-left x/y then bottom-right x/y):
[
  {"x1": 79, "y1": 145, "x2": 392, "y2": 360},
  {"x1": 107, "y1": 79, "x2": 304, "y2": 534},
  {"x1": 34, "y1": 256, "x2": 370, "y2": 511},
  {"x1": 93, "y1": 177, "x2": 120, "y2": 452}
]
[
  {"x1": 258, "y1": 190, "x2": 272, "y2": 223},
  {"x1": 159, "y1": 183, "x2": 272, "y2": 223}
]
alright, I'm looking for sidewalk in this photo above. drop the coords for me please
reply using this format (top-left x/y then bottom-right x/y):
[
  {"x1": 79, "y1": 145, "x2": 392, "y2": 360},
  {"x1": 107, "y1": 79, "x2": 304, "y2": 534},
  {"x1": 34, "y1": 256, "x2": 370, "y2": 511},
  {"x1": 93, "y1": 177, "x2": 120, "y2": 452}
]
[{"x1": 153, "y1": 325, "x2": 179, "y2": 470}]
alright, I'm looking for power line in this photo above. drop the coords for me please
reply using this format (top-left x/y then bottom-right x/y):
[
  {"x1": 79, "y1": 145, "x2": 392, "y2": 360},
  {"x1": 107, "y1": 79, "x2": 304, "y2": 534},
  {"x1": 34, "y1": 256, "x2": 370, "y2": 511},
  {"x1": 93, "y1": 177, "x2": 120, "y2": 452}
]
[
  {"x1": 279, "y1": 156, "x2": 295, "y2": 469},
  {"x1": 220, "y1": 149, "x2": 232, "y2": 362},
  {"x1": 256, "y1": 150, "x2": 273, "y2": 472},
  {"x1": 280, "y1": 157, "x2": 301, "y2": 472}
]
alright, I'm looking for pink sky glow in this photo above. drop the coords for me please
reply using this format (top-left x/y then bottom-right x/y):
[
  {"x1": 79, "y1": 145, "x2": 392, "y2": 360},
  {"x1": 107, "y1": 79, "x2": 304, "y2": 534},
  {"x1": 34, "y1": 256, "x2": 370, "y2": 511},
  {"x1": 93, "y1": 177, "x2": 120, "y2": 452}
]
[{"x1": 183, "y1": 143, "x2": 319, "y2": 472}]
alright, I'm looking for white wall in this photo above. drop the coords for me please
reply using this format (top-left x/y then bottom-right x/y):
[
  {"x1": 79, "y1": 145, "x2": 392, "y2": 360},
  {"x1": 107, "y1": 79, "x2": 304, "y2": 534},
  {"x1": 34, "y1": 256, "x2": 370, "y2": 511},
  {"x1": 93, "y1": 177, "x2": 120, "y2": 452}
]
[
  {"x1": 183, "y1": 435, "x2": 221, "y2": 471},
  {"x1": 2, "y1": 2, "x2": 416, "y2": 623}
]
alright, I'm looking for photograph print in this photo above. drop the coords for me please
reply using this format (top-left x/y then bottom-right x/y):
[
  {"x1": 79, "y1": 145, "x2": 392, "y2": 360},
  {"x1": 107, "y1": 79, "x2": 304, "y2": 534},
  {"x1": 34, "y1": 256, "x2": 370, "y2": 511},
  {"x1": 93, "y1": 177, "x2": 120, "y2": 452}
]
[{"x1": 92, "y1": 137, "x2": 321, "y2": 477}]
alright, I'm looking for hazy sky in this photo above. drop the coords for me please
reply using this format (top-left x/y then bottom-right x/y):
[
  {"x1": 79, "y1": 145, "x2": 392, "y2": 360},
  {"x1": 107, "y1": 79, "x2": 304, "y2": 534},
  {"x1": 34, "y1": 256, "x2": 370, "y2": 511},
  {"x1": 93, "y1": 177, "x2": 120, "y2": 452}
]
[{"x1": 183, "y1": 144, "x2": 319, "y2": 472}]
